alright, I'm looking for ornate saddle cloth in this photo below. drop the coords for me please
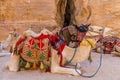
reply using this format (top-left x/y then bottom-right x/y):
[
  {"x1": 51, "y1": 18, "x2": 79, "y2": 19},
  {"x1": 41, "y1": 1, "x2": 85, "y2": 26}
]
[
  {"x1": 96, "y1": 36, "x2": 117, "y2": 54},
  {"x1": 14, "y1": 34, "x2": 51, "y2": 72}
]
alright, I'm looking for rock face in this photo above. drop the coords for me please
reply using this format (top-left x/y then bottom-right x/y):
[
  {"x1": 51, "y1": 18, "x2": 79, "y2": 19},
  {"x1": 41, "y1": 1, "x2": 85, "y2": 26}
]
[
  {"x1": 64, "y1": 0, "x2": 120, "y2": 29},
  {"x1": 0, "y1": 0, "x2": 58, "y2": 42},
  {"x1": 0, "y1": 0, "x2": 58, "y2": 36},
  {"x1": 56, "y1": 0, "x2": 91, "y2": 27},
  {"x1": 0, "y1": 0, "x2": 120, "y2": 41},
  {"x1": 90, "y1": 0, "x2": 120, "y2": 29}
]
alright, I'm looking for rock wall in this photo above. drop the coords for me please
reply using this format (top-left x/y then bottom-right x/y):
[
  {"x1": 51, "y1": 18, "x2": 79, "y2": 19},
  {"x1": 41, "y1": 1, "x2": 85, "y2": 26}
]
[
  {"x1": 0, "y1": 0, "x2": 120, "y2": 41},
  {"x1": 90, "y1": 0, "x2": 120, "y2": 29},
  {"x1": 0, "y1": 0, "x2": 59, "y2": 41},
  {"x1": 56, "y1": 0, "x2": 91, "y2": 26},
  {"x1": 64, "y1": 0, "x2": 120, "y2": 29}
]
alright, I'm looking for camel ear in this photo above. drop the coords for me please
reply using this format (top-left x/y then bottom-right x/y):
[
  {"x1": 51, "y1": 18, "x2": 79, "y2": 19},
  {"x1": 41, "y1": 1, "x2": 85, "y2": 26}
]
[
  {"x1": 73, "y1": 24, "x2": 77, "y2": 27},
  {"x1": 84, "y1": 23, "x2": 91, "y2": 29},
  {"x1": 87, "y1": 23, "x2": 91, "y2": 27}
]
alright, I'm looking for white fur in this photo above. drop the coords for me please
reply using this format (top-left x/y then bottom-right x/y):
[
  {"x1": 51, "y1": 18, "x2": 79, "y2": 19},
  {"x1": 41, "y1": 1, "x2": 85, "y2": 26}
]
[
  {"x1": 23, "y1": 28, "x2": 53, "y2": 38},
  {"x1": 7, "y1": 29, "x2": 91, "y2": 75},
  {"x1": 0, "y1": 31, "x2": 17, "y2": 52},
  {"x1": 6, "y1": 53, "x2": 20, "y2": 72},
  {"x1": 51, "y1": 45, "x2": 91, "y2": 75}
]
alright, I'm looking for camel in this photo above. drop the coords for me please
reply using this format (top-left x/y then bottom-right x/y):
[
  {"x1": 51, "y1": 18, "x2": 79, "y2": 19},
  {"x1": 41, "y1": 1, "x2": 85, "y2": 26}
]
[
  {"x1": 0, "y1": 30, "x2": 18, "y2": 52},
  {"x1": 6, "y1": 25, "x2": 94, "y2": 76}
]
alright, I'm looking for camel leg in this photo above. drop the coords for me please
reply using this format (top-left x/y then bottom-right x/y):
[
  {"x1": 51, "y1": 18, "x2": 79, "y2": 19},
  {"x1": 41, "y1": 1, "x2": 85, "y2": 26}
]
[
  {"x1": 51, "y1": 65, "x2": 81, "y2": 76},
  {"x1": 5, "y1": 53, "x2": 20, "y2": 72},
  {"x1": 51, "y1": 48, "x2": 81, "y2": 76}
]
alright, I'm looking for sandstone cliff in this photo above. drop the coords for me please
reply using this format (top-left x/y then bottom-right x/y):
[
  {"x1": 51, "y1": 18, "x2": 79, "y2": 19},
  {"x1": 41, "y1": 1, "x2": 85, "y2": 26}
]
[{"x1": 0, "y1": 0, "x2": 120, "y2": 41}]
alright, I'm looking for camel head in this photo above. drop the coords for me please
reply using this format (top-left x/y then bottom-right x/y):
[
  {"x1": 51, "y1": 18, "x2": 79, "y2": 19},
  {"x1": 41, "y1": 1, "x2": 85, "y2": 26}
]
[
  {"x1": 9, "y1": 29, "x2": 19, "y2": 39},
  {"x1": 59, "y1": 24, "x2": 90, "y2": 48}
]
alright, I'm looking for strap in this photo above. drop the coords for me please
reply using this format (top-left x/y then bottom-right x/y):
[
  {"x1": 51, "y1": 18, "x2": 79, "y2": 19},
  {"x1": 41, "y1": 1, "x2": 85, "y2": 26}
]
[
  {"x1": 64, "y1": 47, "x2": 77, "y2": 66},
  {"x1": 75, "y1": 45, "x2": 103, "y2": 78}
]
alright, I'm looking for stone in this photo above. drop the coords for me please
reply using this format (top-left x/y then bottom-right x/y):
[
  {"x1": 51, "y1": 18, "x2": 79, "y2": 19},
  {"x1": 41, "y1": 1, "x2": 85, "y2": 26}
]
[
  {"x1": 0, "y1": 0, "x2": 120, "y2": 40},
  {"x1": 89, "y1": 0, "x2": 120, "y2": 29},
  {"x1": 74, "y1": 0, "x2": 92, "y2": 25},
  {"x1": 0, "y1": 0, "x2": 58, "y2": 36}
]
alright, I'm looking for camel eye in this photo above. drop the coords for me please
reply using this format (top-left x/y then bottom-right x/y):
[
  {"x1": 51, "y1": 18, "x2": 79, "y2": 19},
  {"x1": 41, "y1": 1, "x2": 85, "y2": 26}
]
[{"x1": 79, "y1": 27, "x2": 86, "y2": 32}]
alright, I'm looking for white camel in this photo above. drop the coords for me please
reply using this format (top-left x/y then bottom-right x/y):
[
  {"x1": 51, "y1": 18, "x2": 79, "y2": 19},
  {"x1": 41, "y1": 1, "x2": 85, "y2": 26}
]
[
  {"x1": 23, "y1": 28, "x2": 53, "y2": 37},
  {"x1": 0, "y1": 31, "x2": 18, "y2": 52},
  {"x1": 6, "y1": 28, "x2": 92, "y2": 76}
]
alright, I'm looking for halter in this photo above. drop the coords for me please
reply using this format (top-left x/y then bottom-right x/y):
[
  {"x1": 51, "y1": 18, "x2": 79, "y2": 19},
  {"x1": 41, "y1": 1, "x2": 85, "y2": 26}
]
[
  {"x1": 49, "y1": 24, "x2": 90, "y2": 66},
  {"x1": 58, "y1": 24, "x2": 89, "y2": 48},
  {"x1": 58, "y1": 24, "x2": 103, "y2": 78}
]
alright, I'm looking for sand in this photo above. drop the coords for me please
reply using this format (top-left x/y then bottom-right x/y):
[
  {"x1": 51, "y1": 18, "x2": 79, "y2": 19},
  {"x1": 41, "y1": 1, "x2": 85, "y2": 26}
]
[{"x1": 0, "y1": 52, "x2": 120, "y2": 80}]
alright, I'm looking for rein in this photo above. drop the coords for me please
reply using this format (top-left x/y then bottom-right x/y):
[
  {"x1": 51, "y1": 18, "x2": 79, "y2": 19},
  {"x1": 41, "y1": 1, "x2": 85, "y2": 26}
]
[
  {"x1": 74, "y1": 28, "x2": 104, "y2": 78},
  {"x1": 52, "y1": 24, "x2": 102, "y2": 78},
  {"x1": 64, "y1": 47, "x2": 77, "y2": 66},
  {"x1": 74, "y1": 38, "x2": 103, "y2": 78},
  {"x1": 63, "y1": 37, "x2": 103, "y2": 78},
  {"x1": 61, "y1": 26, "x2": 103, "y2": 78},
  {"x1": 75, "y1": 46, "x2": 103, "y2": 78}
]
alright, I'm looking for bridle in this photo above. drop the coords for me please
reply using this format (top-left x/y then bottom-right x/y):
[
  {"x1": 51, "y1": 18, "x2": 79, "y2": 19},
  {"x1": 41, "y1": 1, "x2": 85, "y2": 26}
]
[
  {"x1": 48, "y1": 24, "x2": 90, "y2": 66},
  {"x1": 57, "y1": 24, "x2": 103, "y2": 78},
  {"x1": 58, "y1": 24, "x2": 90, "y2": 48}
]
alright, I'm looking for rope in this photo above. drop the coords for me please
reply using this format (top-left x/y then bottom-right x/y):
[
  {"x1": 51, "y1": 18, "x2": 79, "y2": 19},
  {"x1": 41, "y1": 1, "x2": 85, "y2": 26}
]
[
  {"x1": 59, "y1": 25, "x2": 103, "y2": 78},
  {"x1": 73, "y1": 27, "x2": 104, "y2": 78},
  {"x1": 64, "y1": 47, "x2": 77, "y2": 66},
  {"x1": 63, "y1": 38, "x2": 91, "y2": 66},
  {"x1": 75, "y1": 46, "x2": 103, "y2": 78}
]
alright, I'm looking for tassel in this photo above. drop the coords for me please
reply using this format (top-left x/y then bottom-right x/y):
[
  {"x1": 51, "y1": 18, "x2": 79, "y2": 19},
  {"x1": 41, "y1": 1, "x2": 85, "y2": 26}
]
[
  {"x1": 40, "y1": 62, "x2": 44, "y2": 70},
  {"x1": 32, "y1": 62, "x2": 37, "y2": 69},
  {"x1": 88, "y1": 55, "x2": 92, "y2": 63},
  {"x1": 25, "y1": 62, "x2": 30, "y2": 69},
  {"x1": 20, "y1": 59, "x2": 25, "y2": 68},
  {"x1": 32, "y1": 51, "x2": 37, "y2": 58}
]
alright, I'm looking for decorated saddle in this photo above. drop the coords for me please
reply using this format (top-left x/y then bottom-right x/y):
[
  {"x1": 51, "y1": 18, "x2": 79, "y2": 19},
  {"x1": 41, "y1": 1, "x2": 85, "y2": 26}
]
[
  {"x1": 112, "y1": 39, "x2": 120, "y2": 56},
  {"x1": 95, "y1": 36, "x2": 118, "y2": 54},
  {"x1": 14, "y1": 34, "x2": 51, "y2": 72}
]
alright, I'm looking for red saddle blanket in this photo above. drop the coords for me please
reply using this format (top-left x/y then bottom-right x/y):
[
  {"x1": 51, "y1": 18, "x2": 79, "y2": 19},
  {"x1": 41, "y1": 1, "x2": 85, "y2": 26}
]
[
  {"x1": 96, "y1": 36, "x2": 117, "y2": 54},
  {"x1": 14, "y1": 34, "x2": 51, "y2": 72}
]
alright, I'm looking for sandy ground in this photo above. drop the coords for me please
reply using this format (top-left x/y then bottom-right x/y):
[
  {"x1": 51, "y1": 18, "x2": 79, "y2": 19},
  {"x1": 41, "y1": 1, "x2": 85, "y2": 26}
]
[{"x1": 0, "y1": 52, "x2": 120, "y2": 80}]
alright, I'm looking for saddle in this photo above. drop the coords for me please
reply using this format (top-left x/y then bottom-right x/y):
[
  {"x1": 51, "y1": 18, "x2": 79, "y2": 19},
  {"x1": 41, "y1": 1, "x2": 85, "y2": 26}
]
[
  {"x1": 14, "y1": 34, "x2": 51, "y2": 72},
  {"x1": 96, "y1": 36, "x2": 118, "y2": 54}
]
